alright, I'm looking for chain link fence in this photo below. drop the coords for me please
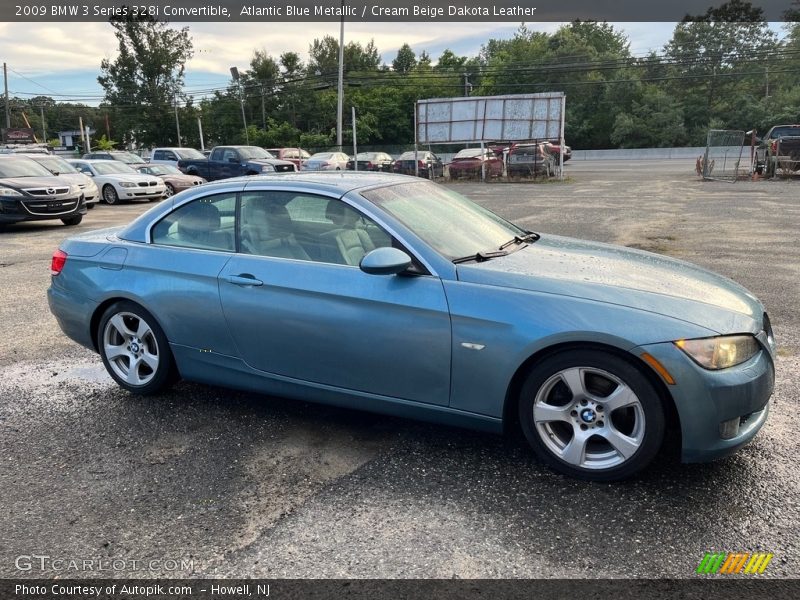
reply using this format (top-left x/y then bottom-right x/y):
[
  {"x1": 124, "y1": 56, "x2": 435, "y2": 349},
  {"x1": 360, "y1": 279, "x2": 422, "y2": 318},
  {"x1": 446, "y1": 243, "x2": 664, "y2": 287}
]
[{"x1": 699, "y1": 129, "x2": 747, "y2": 182}]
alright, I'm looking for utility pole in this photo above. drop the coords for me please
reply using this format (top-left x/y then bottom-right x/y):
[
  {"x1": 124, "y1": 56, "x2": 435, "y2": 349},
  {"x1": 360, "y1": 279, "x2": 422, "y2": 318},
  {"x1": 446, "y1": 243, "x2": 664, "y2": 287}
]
[
  {"x1": 197, "y1": 116, "x2": 205, "y2": 152},
  {"x1": 352, "y1": 106, "x2": 357, "y2": 170},
  {"x1": 40, "y1": 104, "x2": 46, "y2": 143},
  {"x1": 173, "y1": 93, "x2": 181, "y2": 146},
  {"x1": 463, "y1": 72, "x2": 472, "y2": 97},
  {"x1": 3, "y1": 62, "x2": 10, "y2": 129},
  {"x1": 336, "y1": 3, "x2": 345, "y2": 150},
  {"x1": 79, "y1": 116, "x2": 85, "y2": 150},
  {"x1": 260, "y1": 84, "x2": 266, "y2": 129},
  {"x1": 230, "y1": 67, "x2": 249, "y2": 144}
]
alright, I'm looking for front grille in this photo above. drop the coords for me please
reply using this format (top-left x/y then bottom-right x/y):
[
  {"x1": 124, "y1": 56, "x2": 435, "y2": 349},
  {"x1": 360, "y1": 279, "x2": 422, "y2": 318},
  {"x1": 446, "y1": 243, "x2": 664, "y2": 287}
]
[
  {"x1": 138, "y1": 182, "x2": 149, "y2": 187},
  {"x1": 24, "y1": 187, "x2": 70, "y2": 196},
  {"x1": 192, "y1": 180, "x2": 202, "y2": 186},
  {"x1": 21, "y1": 199, "x2": 78, "y2": 215},
  {"x1": 275, "y1": 165, "x2": 296, "y2": 173}
]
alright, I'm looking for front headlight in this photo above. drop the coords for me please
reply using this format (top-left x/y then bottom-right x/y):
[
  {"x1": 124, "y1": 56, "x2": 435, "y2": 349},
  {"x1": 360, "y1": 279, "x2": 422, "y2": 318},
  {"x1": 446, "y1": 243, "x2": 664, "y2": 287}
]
[
  {"x1": 0, "y1": 187, "x2": 23, "y2": 197},
  {"x1": 675, "y1": 335, "x2": 760, "y2": 370},
  {"x1": 260, "y1": 164, "x2": 275, "y2": 172},
  {"x1": 119, "y1": 182, "x2": 137, "y2": 188},
  {"x1": 70, "y1": 184, "x2": 82, "y2": 195}
]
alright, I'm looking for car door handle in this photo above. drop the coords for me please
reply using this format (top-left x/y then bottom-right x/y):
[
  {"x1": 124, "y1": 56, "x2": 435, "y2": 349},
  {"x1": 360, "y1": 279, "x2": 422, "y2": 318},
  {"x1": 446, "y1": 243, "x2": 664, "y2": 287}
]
[{"x1": 226, "y1": 274, "x2": 263, "y2": 287}]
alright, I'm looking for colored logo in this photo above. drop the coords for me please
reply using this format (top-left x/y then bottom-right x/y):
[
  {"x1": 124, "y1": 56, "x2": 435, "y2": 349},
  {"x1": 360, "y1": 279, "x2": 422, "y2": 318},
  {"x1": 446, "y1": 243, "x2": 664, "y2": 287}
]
[{"x1": 696, "y1": 552, "x2": 773, "y2": 574}]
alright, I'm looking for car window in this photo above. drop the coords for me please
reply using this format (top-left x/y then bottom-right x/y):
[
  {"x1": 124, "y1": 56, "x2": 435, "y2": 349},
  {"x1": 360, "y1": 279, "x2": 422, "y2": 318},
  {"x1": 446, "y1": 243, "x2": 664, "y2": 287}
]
[
  {"x1": 239, "y1": 191, "x2": 392, "y2": 266},
  {"x1": 151, "y1": 194, "x2": 237, "y2": 252},
  {"x1": 153, "y1": 151, "x2": 164, "y2": 160},
  {"x1": 221, "y1": 149, "x2": 238, "y2": 162}
]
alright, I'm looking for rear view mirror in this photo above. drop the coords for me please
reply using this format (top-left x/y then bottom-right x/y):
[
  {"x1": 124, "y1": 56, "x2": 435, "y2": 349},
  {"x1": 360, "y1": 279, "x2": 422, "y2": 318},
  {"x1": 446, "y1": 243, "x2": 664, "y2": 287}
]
[{"x1": 359, "y1": 247, "x2": 412, "y2": 275}]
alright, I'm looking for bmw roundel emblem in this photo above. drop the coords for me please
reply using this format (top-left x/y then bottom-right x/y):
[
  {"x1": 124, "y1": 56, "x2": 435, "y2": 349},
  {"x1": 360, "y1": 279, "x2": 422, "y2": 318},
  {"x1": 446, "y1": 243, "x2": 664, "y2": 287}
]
[{"x1": 580, "y1": 408, "x2": 596, "y2": 424}]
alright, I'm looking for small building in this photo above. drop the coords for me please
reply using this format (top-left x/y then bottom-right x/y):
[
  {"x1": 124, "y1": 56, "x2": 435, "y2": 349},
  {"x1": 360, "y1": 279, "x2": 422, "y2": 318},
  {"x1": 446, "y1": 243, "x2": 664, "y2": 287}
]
[{"x1": 58, "y1": 128, "x2": 96, "y2": 150}]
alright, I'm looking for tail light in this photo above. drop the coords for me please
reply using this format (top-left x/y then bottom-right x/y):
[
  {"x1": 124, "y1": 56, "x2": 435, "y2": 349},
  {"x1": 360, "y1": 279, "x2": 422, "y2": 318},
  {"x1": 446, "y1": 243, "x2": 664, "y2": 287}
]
[
  {"x1": 418, "y1": 160, "x2": 426, "y2": 168},
  {"x1": 51, "y1": 249, "x2": 68, "y2": 276},
  {"x1": 367, "y1": 162, "x2": 374, "y2": 169},
  {"x1": 770, "y1": 140, "x2": 779, "y2": 153}
]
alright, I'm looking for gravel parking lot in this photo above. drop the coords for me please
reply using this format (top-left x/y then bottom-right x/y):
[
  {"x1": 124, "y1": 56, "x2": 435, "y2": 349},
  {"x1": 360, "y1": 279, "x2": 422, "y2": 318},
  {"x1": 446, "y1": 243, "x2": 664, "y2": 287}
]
[{"x1": 0, "y1": 160, "x2": 797, "y2": 579}]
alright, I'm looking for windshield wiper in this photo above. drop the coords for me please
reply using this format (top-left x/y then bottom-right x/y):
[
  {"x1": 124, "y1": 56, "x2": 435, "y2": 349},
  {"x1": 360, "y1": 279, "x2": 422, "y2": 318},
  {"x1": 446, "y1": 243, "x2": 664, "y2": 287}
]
[
  {"x1": 498, "y1": 231, "x2": 540, "y2": 250},
  {"x1": 452, "y1": 250, "x2": 509, "y2": 264}
]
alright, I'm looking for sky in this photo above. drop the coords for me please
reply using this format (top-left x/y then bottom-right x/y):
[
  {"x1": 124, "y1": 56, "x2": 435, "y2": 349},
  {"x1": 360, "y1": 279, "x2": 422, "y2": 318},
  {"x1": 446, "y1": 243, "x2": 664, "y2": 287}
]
[{"x1": 0, "y1": 21, "x2": 680, "y2": 105}]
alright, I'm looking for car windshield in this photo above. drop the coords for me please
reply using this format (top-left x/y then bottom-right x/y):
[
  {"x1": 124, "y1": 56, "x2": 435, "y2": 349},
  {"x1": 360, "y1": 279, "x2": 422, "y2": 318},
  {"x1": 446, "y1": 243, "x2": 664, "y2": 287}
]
[
  {"x1": 31, "y1": 156, "x2": 79, "y2": 174},
  {"x1": 238, "y1": 147, "x2": 274, "y2": 159},
  {"x1": 355, "y1": 153, "x2": 377, "y2": 160},
  {"x1": 0, "y1": 158, "x2": 54, "y2": 178},
  {"x1": 454, "y1": 149, "x2": 483, "y2": 159},
  {"x1": 397, "y1": 152, "x2": 428, "y2": 160},
  {"x1": 92, "y1": 161, "x2": 137, "y2": 175},
  {"x1": 112, "y1": 152, "x2": 146, "y2": 164},
  {"x1": 175, "y1": 148, "x2": 204, "y2": 159},
  {"x1": 311, "y1": 153, "x2": 333, "y2": 160},
  {"x1": 144, "y1": 165, "x2": 180, "y2": 175},
  {"x1": 363, "y1": 181, "x2": 526, "y2": 260}
]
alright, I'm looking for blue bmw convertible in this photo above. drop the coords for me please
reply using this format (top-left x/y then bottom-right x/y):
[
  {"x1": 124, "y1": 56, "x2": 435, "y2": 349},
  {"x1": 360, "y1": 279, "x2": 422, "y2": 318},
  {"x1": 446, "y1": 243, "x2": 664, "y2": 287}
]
[{"x1": 48, "y1": 173, "x2": 774, "y2": 480}]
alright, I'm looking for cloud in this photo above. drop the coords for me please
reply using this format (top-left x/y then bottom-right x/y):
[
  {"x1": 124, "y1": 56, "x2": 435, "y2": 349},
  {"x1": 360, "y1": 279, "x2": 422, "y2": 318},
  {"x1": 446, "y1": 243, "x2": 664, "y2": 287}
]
[{"x1": 1, "y1": 21, "x2": 677, "y2": 101}]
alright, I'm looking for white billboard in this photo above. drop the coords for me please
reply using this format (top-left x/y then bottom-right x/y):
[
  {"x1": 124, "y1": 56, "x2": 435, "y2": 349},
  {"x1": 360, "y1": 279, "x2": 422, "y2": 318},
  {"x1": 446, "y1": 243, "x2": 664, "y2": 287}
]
[{"x1": 416, "y1": 92, "x2": 565, "y2": 144}]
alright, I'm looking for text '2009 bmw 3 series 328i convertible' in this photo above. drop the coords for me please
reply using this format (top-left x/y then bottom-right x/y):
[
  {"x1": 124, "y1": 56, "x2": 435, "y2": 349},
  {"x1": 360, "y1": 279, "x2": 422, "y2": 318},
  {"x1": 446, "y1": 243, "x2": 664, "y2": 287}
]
[{"x1": 48, "y1": 173, "x2": 775, "y2": 480}]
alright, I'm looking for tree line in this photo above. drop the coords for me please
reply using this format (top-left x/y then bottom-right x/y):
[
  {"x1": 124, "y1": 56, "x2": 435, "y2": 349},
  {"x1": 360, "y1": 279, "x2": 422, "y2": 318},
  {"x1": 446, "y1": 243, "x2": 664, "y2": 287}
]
[{"x1": 4, "y1": 1, "x2": 800, "y2": 151}]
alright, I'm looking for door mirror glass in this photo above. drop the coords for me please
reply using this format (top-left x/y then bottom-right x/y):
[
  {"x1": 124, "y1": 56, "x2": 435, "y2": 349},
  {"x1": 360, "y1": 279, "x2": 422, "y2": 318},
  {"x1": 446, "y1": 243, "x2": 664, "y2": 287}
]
[{"x1": 359, "y1": 247, "x2": 412, "y2": 275}]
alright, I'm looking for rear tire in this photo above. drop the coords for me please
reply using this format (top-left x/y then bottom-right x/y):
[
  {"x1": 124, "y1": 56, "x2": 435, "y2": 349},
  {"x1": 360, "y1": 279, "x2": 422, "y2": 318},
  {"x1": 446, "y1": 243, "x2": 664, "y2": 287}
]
[
  {"x1": 61, "y1": 215, "x2": 83, "y2": 226},
  {"x1": 97, "y1": 301, "x2": 177, "y2": 395},
  {"x1": 518, "y1": 349, "x2": 665, "y2": 481}
]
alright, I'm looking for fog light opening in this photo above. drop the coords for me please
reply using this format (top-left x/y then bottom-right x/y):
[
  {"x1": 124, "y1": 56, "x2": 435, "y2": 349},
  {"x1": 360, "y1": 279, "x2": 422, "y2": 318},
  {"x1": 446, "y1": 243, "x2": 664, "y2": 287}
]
[{"x1": 720, "y1": 417, "x2": 740, "y2": 440}]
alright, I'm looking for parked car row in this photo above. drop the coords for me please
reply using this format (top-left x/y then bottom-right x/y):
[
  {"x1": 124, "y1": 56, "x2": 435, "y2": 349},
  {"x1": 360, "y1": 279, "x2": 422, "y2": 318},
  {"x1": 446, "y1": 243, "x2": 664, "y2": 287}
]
[{"x1": 0, "y1": 151, "x2": 209, "y2": 226}]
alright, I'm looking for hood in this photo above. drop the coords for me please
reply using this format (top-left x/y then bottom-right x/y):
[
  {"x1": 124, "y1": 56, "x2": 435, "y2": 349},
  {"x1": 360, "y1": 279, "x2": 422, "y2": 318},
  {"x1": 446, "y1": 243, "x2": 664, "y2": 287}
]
[
  {"x1": 162, "y1": 173, "x2": 202, "y2": 184},
  {"x1": 1, "y1": 175, "x2": 74, "y2": 190},
  {"x1": 102, "y1": 173, "x2": 158, "y2": 184},
  {"x1": 248, "y1": 158, "x2": 294, "y2": 167},
  {"x1": 57, "y1": 172, "x2": 94, "y2": 186},
  {"x1": 456, "y1": 234, "x2": 763, "y2": 335}
]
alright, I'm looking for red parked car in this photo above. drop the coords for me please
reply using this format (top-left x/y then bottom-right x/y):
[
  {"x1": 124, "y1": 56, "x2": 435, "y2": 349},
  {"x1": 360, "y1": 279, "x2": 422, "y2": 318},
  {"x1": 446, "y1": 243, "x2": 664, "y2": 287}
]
[
  {"x1": 265, "y1": 148, "x2": 311, "y2": 170},
  {"x1": 448, "y1": 148, "x2": 504, "y2": 179}
]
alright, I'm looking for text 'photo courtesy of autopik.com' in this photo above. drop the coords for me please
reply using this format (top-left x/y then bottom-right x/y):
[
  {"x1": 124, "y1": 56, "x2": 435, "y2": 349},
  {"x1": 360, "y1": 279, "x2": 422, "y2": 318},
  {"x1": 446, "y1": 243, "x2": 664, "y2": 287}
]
[{"x1": 0, "y1": 0, "x2": 798, "y2": 598}]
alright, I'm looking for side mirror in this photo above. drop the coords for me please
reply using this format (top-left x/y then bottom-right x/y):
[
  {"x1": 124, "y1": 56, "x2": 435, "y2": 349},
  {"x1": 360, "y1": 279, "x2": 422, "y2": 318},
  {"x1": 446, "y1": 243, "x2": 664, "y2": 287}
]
[{"x1": 359, "y1": 247, "x2": 412, "y2": 276}]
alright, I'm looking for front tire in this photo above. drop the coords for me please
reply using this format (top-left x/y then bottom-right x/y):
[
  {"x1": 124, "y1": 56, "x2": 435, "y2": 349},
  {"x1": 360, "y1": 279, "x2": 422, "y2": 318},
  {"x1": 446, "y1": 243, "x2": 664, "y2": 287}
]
[
  {"x1": 97, "y1": 301, "x2": 177, "y2": 395},
  {"x1": 164, "y1": 183, "x2": 175, "y2": 198},
  {"x1": 103, "y1": 184, "x2": 120, "y2": 205},
  {"x1": 61, "y1": 215, "x2": 83, "y2": 226},
  {"x1": 518, "y1": 350, "x2": 665, "y2": 481}
]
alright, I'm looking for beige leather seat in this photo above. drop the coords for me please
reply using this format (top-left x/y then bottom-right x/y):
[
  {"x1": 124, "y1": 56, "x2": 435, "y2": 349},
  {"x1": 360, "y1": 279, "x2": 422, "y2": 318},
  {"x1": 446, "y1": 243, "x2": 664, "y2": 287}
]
[
  {"x1": 176, "y1": 201, "x2": 231, "y2": 250},
  {"x1": 321, "y1": 201, "x2": 375, "y2": 265},
  {"x1": 241, "y1": 202, "x2": 310, "y2": 260}
]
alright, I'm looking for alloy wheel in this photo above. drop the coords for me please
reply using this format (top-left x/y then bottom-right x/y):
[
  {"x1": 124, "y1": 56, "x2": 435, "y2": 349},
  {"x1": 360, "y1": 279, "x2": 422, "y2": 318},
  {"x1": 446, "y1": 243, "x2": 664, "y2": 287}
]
[
  {"x1": 102, "y1": 311, "x2": 160, "y2": 387},
  {"x1": 532, "y1": 366, "x2": 645, "y2": 470}
]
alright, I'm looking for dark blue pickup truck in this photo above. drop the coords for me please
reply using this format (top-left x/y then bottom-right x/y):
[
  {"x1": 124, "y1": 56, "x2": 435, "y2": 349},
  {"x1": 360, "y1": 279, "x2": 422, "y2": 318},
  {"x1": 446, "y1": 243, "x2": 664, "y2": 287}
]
[{"x1": 177, "y1": 146, "x2": 296, "y2": 181}]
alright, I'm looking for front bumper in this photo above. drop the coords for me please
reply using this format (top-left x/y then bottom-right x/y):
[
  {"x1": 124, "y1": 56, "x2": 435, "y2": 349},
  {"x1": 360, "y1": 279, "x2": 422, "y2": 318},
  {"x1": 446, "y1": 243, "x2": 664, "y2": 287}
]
[
  {"x1": 118, "y1": 185, "x2": 166, "y2": 201},
  {"x1": 635, "y1": 340, "x2": 774, "y2": 462},
  {"x1": 0, "y1": 194, "x2": 86, "y2": 223}
]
